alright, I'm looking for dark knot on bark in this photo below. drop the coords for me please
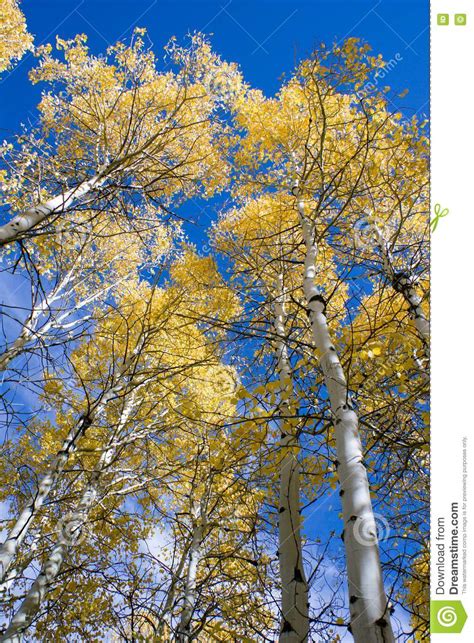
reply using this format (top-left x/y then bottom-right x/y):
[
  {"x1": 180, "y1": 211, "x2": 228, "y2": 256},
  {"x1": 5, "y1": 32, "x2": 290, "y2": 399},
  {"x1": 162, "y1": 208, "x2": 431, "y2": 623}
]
[
  {"x1": 393, "y1": 271, "x2": 412, "y2": 293},
  {"x1": 294, "y1": 567, "x2": 304, "y2": 582},
  {"x1": 281, "y1": 619, "x2": 296, "y2": 633},
  {"x1": 81, "y1": 414, "x2": 93, "y2": 430},
  {"x1": 307, "y1": 293, "x2": 327, "y2": 314}
]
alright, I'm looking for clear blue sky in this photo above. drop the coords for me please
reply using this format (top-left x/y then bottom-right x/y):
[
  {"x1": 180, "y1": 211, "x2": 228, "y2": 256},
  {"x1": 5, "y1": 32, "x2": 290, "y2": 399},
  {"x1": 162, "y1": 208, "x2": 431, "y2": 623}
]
[{"x1": 1, "y1": 0, "x2": 429, "y2": 136}]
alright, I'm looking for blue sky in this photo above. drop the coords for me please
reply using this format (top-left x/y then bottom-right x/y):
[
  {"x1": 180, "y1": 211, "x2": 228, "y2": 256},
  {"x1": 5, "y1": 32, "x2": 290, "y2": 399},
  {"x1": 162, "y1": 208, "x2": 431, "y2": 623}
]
[{"x1": 1, "y1": 0, "x2": 429, "y2": 136}]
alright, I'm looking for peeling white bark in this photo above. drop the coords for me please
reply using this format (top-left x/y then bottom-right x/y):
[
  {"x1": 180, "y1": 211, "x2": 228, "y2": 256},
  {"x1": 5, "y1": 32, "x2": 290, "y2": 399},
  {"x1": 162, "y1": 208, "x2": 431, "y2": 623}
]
[
  {"x1": 273, "y1": 275, "x2": 309, "y2": 643},
  {"x1": 295, "y1": 188, "x2": 394, "y2": 643}
]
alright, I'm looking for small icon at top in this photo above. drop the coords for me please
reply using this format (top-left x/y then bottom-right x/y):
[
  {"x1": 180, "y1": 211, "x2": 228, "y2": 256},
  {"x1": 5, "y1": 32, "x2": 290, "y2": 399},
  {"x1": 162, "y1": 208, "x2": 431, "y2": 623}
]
[
  {"x1": 455, "y1": 14, "x2": 467, "y2": 25},
  {"x1": 437, "y1": 13, "x2": 449, "y2": 25}
]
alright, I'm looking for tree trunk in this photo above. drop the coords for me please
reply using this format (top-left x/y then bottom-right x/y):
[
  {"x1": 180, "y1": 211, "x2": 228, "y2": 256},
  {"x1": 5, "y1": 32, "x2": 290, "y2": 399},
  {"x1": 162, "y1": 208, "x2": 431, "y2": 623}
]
[
  {"x1": 373, "y1": 226, "x2": 429, "y2": 343},
  {"x1": 295, "y1": 189, "x2": 394, "y2": 643},
  {"x1": 156, "y1": 544, "x2": 189, "y2": 640},
  {"x1": 176, "y1": 501, "x2": 207, "y2": 643},
  {"x1": 0, "y1": 174, "x2": 104, "y2": 247},
  {"x1": 273, "y1": 274, "x2": 309, "y2": 642},
  {"x1": 176, "y1": 527, "x2": 202, "y2": 641},
  {"x1": 0, "y1": 386, "x2": 119, "y2": 583},
  {"x1": 1, "y1": 395, "x2": 136, "y2": 642}
]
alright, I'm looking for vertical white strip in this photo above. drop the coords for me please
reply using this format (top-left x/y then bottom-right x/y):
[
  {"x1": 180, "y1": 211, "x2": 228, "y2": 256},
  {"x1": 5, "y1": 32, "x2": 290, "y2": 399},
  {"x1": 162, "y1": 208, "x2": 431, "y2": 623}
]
[{"x1": 431, "y1": 1, "x2": 473, "y2": 639}]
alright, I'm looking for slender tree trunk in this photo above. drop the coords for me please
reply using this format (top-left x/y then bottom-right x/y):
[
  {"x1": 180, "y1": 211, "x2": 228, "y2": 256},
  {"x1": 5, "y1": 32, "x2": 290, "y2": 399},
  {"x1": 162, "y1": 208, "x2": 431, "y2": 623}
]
[
  {"x1": 176, "y1": 504, "x2": 206, "y2": 643},
  {"x1": 0, "y1": 128, "x2": 177, "y2": 248},
  {"x1": 295, "y1": 187, "x2": 394, "y2": 643},
  {"x1": 273, "y1": 274, "x2": 309, "y2": 642},
  {"x1": 0, "y1": 325, "x2": 147, "y2": 583},
  {"x1": 0, "y1": 174, "x2": 105, "y2": 247},
  {"x1": 1, "y1": 395, "x2": 136, "y2": 642},
  {"x1": 0, "y1": 261, "x2": 133, "y2": 373},
  {"x1": 156, "y1": 544, "x2": 189, "y2": 640},
  {"x1": 373, "y1": 227, "x2": 429, "y2": 343},
  {"x1": 0, "y1": 415, "x2": 91, "y2": 584},
  {"x1": 0, "y1": 386, "x2": 120, "y2": 583}
]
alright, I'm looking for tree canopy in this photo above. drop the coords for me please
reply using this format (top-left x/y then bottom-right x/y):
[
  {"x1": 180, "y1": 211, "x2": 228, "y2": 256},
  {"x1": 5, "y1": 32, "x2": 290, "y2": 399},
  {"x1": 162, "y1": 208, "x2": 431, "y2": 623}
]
[{"x1": 0, "y1": 9, "x2": 429, "y2": 642}]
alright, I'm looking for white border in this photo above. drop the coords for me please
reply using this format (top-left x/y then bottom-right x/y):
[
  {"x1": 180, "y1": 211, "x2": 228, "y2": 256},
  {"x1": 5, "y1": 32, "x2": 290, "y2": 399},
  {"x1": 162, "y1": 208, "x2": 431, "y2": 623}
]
[{"x1": 431, "y1": 0, "x2": 474, "y2": 638}]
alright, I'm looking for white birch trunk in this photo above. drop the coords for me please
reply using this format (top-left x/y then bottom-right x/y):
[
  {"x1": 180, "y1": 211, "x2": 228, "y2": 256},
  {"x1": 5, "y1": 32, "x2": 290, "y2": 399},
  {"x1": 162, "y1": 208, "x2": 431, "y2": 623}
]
[
  {"x1": 0, "y1": 386, "x2": 119, "y2": 583},
  {"x1": 295, "y1": 189, "x2": 394, "y2": 643},
  {"x1": 0, "y1": 174, "x2": 105, "y2": 247},
  {"x1": 177, "y1": 500, "x2": 207, "y2": 643},
  {"x1": 373, "y1": 227, "x2": 429, "y2": 343},
  {"x1": 1, "y1": 395, "x2": 136, "y2": 642},
  {"x1": 273, "y1": 275, "x2": 309, "y2": 642},
  {"x1": 156, "y1": 545, "x2": 189, "y2": 640},
  {"x1": 0, "y1": 328, "x2": 147, "y2": 584},
  {"x1": 0, "y1": 273, "x2": 125, "y2": 372}
]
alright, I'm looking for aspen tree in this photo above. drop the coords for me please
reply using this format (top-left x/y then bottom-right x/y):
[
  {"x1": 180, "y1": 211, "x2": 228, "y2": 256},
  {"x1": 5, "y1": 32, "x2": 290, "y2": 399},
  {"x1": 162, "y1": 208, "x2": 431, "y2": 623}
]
[
  {"x1": 0, "y1": 32, "x2": 230, "y2": 246},
  {"x1": 1, "y1": 391, "x2": 141, "y2": 641},
  {"x1": 0, "y1": 23, "x2": 428, "y2": 641},
  {"x1": 0, "y1": 217, "x2": 171, "y2": 372},
  {"x1": 293, "y1": 181, "x2": 394, "y2": 642},
  {"x1": 225, "y1": 39, "x2": 429, "y2": 640},
  {"x1": 0, "y1": 331, "x2": 146, "y2": 584},
  {"x1": 1, "y1": 250, "x2": 243, "y2": 638},
  {"x1": 273, "y1": 274, "x2": 309, "y2": 642},
  {"x1": 214, "y1": 196, "x2": 330, "y2": 640}
]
